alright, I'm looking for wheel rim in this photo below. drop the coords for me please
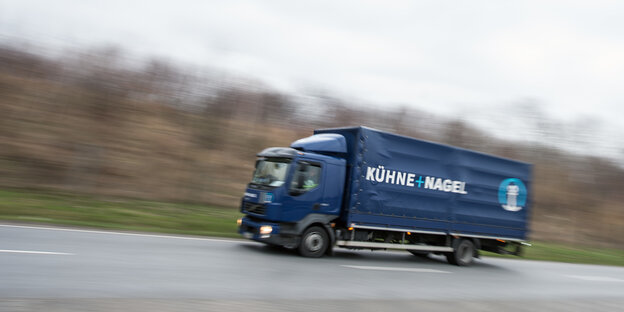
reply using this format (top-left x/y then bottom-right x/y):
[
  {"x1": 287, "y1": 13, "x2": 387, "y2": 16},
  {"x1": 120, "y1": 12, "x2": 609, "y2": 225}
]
[
  {"x1": 459, "y1": 243, "x2": 472, "y2": 264},
  {"x1": 304, "y1": 232, "x2": 323, "y2": 252}
]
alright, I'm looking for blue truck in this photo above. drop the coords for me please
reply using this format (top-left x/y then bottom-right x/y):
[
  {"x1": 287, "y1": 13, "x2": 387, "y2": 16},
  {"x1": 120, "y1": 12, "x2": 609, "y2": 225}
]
[{"x1": 238, "y1": 126, "x2": 532, "y2": 265}]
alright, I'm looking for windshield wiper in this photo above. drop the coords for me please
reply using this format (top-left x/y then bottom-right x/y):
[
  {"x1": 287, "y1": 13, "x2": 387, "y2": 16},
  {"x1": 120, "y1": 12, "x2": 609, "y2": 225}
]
[{"x1": 248, "y1": 182, "x2": 271, "y2": 190}]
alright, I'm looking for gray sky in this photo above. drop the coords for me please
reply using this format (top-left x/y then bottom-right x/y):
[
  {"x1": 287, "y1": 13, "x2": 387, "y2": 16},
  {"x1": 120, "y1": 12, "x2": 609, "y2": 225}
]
[{"x1": 1, "y1": 0, "x2": 623, "y2": 159}]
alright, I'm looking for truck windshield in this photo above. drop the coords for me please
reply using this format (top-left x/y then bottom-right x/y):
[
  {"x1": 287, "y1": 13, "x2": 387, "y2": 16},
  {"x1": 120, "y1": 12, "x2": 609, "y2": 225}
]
[{"x1": 251, "y1": 159, "x2": 291, "y2": 188}]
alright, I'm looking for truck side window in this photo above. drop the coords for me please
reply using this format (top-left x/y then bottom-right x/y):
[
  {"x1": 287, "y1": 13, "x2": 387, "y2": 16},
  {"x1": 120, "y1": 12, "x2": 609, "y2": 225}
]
[{"x1": 290, "y1": 162, "x2": 322, "y2": 194}]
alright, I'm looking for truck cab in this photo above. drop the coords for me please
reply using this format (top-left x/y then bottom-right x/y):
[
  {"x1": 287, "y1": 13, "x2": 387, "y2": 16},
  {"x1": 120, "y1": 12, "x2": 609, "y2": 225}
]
[{"x1": 238, "y1": 134, "x2": 347, "y2": 257}]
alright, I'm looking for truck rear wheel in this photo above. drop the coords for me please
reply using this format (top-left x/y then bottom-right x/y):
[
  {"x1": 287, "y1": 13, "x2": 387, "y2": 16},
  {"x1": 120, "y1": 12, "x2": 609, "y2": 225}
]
[
  {"x1": 446, "y1": 239, "x2": 475, "y2": 266},
  {"x1": 298, "y1": 226, "x2": 328, "y2": 258}
]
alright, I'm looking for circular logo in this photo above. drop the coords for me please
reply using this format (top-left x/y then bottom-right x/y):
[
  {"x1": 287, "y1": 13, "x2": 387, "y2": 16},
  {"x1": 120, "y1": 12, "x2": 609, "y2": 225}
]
[{"x1": 498, "y1": 178, "x2": 527, "y2": 212}]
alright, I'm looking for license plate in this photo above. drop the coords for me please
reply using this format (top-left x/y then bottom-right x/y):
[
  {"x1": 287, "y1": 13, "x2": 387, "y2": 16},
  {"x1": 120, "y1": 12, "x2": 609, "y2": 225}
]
[{"x1": 243, "y1": 232, "x2": 253, "y2": 239}]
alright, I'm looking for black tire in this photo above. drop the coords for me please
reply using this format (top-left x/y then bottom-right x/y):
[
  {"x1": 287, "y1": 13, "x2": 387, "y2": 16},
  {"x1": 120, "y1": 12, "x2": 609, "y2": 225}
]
[
  {"x1": 446, "y1": 239, "x2": 475, "y2": 266},
  {"x1": 409, "y1": 250, "x2": 430, "y2": 258},
  {"x1": 298, "y1": 226, "x2": 328, "y2": 258}
]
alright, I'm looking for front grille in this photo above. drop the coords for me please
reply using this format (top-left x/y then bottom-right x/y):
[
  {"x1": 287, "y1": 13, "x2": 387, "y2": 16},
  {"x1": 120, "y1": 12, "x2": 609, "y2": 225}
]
[
  {"x1": 243, "y1": 202, "x2": 266, "y2": 215},
  {"x1": 241, "y1": 225, "x2": 255, "y2": 234}
]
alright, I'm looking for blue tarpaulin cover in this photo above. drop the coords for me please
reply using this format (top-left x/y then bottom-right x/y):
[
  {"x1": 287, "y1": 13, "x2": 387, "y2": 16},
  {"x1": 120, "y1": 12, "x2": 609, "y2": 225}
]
[{"x1": 315, "y1": 126, "x2": 532, "y2": 240}]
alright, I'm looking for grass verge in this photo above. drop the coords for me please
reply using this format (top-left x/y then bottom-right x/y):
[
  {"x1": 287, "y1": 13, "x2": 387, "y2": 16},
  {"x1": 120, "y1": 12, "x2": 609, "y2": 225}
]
[
  {"x1": 1, "y1": 188, "x2": 623, "y2": 266},
  {"x1": 482, "y1": 241, "x2": 624, "y2": 267},
  {"x1": 0, "y1": 188, "x2": 243, "y2": 238}
]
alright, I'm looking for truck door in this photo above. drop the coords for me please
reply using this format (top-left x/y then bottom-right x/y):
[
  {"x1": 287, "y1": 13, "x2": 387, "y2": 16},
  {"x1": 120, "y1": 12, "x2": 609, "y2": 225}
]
[{"x1": 281, "y1": 161, "x2": 326, "y2": 222}]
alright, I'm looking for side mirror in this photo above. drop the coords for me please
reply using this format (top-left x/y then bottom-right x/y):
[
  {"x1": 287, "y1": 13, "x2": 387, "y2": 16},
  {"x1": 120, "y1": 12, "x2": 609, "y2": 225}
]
[
  {"x1": 296, "y1": 171, "x2": 305, "y2": 189},
  {"x1": 289, "y1": 170, "x2": 307, "y2": 196},
  {"x1": 289, "y1": 188, "x2": 305, "y2": 196},
  {"x1": 298, "y1": 163, "x2": 309, "y2": 172}
]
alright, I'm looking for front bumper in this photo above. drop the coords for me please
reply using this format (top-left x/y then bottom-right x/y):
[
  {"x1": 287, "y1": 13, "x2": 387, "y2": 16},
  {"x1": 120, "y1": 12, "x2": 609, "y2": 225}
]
[{"x1": 238, "y1": 217, "x2": 298, "y2": 248}]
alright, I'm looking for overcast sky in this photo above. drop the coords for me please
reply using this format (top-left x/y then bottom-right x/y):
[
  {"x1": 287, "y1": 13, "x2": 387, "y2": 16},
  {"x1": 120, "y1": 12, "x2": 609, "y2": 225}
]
[{"x1": 1, "y1": 0, "x2": 623, "y2": 158}]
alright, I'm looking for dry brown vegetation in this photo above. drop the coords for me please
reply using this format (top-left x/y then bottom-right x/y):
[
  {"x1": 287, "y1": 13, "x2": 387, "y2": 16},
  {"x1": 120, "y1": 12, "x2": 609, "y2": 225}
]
[{"x1": 0, "y1": 44, "x2": 622, "y2": 248}]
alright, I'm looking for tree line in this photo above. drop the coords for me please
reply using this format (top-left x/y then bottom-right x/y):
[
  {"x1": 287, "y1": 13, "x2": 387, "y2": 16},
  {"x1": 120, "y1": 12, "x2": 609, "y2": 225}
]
[{"x1": 0, "y1": 44, "x2": 622, "y2": 248}]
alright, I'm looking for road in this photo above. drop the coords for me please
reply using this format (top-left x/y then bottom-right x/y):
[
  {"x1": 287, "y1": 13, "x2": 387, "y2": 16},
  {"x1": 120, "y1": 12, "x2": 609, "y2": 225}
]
[{"x1": 2, "y1": 224, "x2": 624, "y2": 311}]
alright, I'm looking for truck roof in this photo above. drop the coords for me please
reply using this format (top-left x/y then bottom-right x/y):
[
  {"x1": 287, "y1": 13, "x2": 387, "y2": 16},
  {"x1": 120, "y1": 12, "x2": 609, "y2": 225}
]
[{"x1": 314, "y1": 126, "x2": 532, "y2": 166}]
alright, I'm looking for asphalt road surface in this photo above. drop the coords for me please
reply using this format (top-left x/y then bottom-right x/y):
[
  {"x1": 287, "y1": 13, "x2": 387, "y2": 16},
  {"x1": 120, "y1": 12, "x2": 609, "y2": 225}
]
[{"x1": 2, "y1": 224, "x2": 624, "y2": 312}]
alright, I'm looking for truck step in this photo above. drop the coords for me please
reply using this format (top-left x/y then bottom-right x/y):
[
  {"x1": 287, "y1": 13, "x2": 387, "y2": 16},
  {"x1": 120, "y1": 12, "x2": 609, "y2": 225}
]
[{"x1": 335, "y1": 240, "x2": 453, "y2": 252}]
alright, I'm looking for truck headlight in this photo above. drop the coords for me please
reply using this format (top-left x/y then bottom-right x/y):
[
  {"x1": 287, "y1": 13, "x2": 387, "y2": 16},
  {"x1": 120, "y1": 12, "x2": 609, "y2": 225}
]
[
  {"x1": 259, "y1": 225, "x2": 273, "y2": 234},
  {"x1": 237, "y1": 218, "x2": 242, "y2": 227}
]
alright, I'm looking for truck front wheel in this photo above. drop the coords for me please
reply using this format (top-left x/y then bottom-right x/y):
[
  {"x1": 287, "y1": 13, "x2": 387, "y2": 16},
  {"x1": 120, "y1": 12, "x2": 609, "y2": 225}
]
[
  {"x1": 298, "y1": 226, "x2": 328, "y2": 258},
  {"x1": 446, "y1": 239, "x2": 475, "y2": 266}
]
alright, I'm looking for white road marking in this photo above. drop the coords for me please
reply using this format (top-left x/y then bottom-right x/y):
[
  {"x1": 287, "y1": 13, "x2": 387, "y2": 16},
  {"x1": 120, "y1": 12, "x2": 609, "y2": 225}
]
[
  {"x1": 342, "y1": 265, "x2": 451, "y2": 274},
  {"x1": 0, "y1": 224, "x2": 246, "y2": 244},
  {"x1": 0, "y1": 249, "x2": 73, "y2": 255},
  {"x1": 565, "y1": 275, "x2": 624, "y2": 282}
]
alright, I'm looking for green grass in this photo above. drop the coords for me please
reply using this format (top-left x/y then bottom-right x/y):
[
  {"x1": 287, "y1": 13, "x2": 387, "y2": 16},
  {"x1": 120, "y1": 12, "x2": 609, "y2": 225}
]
[
  {"x1": 482, "y1": 241, "x2": 624, "y2": 267},
  {"x1": 0, "y1": 188, "x2": 243, "y2": 238},
  {"x1": 1, "y1": 188, "x2": 623, "y2": 267}
]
